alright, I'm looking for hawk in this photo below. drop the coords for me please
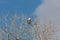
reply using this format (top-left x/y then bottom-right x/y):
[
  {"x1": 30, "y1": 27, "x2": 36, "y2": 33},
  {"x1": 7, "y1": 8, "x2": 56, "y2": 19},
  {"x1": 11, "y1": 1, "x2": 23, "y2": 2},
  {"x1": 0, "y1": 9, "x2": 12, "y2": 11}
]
[{"x1": 27, "y1": 18, "x2": 31, "y2": 24}]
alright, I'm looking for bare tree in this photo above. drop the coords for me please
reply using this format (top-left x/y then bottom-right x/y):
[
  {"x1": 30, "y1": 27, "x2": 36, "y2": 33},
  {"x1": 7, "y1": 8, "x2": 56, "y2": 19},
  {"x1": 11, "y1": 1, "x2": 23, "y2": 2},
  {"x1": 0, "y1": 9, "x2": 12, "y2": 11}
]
[
  {"x1": 0, "y1": 14, "x2": 56, "y2": 40},
  {"x1": 0, "y1": 14, "x2": 33, "y2": 40},
  {"x1": 0, "y1": 35, "x2": 2, "y2": 40},
  {"x1": 32, "y1": 19, "x2": 56, "y2": 40}
]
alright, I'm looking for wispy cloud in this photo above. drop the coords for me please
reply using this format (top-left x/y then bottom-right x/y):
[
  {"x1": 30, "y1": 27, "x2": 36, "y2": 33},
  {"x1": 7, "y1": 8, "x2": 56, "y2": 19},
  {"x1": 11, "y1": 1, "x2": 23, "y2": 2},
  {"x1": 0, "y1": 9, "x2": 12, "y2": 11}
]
[
  {"x1": 34, "y1": 0, "x2": 60, "y2": 40},
  {"x1": 34, "y1": 0, "x2": 60, "y2": 25}
]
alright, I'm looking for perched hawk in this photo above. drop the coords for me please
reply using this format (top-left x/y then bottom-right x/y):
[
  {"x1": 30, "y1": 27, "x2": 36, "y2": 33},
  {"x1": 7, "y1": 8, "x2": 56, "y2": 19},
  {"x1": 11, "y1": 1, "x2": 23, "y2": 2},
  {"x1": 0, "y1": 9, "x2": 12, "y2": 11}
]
[{"x1": 27, "y1": 18, "x2": 31, "y2": 24}]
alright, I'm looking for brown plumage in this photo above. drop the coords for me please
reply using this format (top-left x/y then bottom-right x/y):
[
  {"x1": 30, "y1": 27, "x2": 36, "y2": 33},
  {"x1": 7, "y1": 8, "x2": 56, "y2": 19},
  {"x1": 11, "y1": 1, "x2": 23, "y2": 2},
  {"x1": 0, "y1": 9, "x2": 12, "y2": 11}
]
[{"x1": 27, "y1": 18, "x2": 31, "y2": 24}]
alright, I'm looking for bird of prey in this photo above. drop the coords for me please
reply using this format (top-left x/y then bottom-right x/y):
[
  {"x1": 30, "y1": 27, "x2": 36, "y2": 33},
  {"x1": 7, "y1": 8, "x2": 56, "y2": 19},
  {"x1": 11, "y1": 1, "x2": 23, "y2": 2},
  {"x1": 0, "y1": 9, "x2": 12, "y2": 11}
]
[{"x1": 27, "y1": 18, "x2": 31, "y2": 24}]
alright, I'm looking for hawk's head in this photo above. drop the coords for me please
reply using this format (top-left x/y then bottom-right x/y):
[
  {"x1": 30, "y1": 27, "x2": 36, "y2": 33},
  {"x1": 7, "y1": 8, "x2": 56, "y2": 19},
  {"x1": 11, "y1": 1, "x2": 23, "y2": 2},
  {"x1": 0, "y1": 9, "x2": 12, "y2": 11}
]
[{"x1": 27, "y1": 18, "x2": 31, "y2": 24}]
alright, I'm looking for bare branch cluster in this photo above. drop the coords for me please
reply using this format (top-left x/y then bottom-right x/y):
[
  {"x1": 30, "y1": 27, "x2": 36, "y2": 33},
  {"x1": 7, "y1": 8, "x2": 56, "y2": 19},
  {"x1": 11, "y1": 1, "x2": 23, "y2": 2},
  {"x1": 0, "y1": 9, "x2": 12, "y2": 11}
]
[
  {"x1": 32, "y1": 19, "x2": 56, "y2": 40},
  {"x1": 0, "y1": 14, "x2": 56, "y2": 40}
]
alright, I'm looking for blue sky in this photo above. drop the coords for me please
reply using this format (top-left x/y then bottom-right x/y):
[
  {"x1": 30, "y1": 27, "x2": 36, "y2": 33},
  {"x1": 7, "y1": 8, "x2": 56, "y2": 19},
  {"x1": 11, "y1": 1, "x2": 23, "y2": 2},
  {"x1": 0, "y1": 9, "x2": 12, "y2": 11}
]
[
  {"x1": 0, "y1": 0, "x2": 43, "y2": 40},
  {"x1": 0, "y1": 0, "x2": 42, "y2": 17},
  {"x1": 0, "y1": 0, "x2": 60, "y2": 40}
]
